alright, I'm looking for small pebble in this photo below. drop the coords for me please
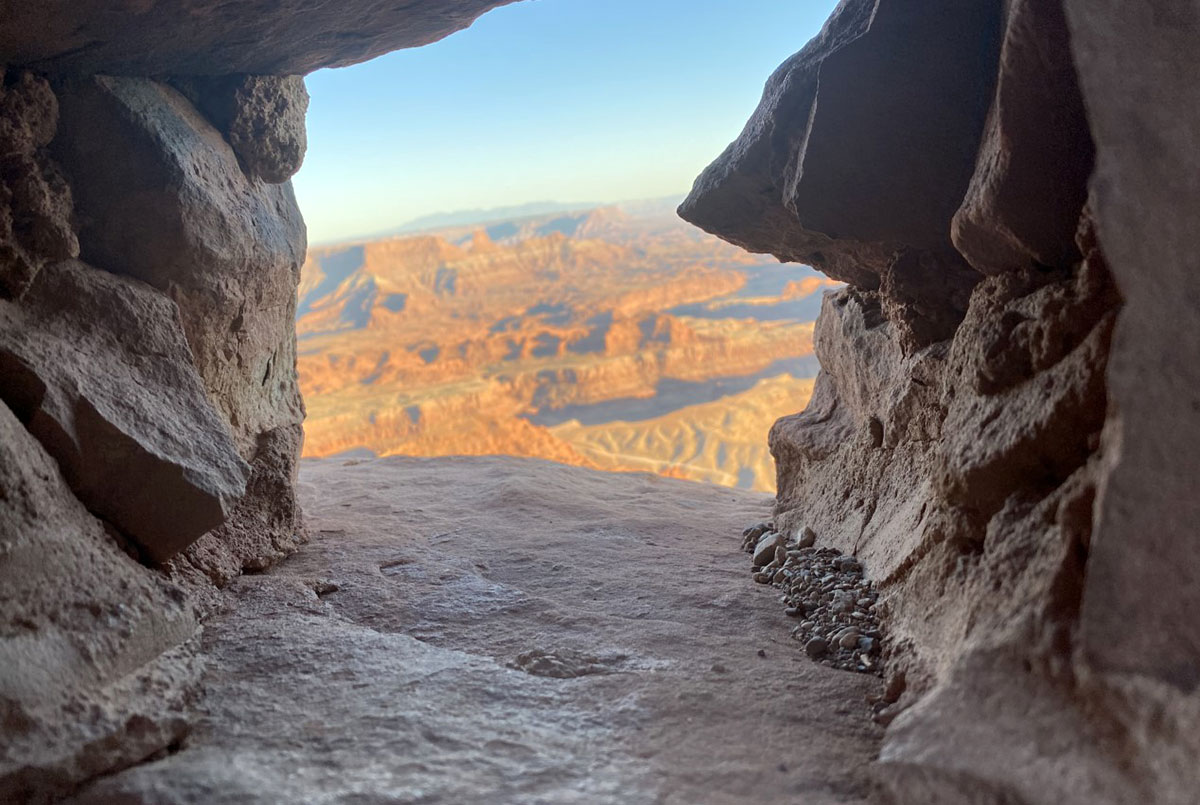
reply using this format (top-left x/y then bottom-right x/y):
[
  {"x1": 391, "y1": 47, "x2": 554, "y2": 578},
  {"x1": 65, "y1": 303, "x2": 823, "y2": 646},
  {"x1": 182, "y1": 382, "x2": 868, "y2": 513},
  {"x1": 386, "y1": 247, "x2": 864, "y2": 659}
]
[
  {"x1": 752, "y1": 531, "x2": 785, "y2": 567},
  {"x1": 835, "y1": 556, "x2": 861, "y2": 572},
  {"x1": 743, "y1": 522, "x2": 770, "y2": 539},
  {"x1": 796, "y1": 526, "x2": 817, "y2": 549},
  {"x1": 804, "y1": 638, "x2": 829, "y2": 659}
]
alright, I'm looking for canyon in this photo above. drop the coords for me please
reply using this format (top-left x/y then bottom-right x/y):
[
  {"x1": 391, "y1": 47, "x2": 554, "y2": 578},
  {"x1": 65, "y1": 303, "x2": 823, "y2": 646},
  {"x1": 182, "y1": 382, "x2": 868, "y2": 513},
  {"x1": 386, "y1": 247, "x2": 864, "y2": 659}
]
[
  {"x1": 297, "y1": 202, "x2": 833, "y2": 491},
  {"x1": 1, "y1": 1, "x2": 1198, "y2": 803}
]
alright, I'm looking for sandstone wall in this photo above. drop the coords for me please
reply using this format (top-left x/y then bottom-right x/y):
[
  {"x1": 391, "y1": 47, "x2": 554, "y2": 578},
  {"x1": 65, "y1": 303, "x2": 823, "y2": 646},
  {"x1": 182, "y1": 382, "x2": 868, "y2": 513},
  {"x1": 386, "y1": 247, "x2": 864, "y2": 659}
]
[
  {"x1": 0, "y1": 4, "x2": 512, "y2": 799},
  {"x1": 680, "y1": 0, "x2": 1199, "y2": 802}
]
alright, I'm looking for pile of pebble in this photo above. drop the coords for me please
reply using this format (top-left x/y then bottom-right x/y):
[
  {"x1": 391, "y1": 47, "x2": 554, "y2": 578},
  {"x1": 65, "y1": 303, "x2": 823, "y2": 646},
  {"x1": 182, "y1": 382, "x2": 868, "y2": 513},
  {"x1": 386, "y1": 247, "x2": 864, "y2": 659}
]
[{"x1": 742, "y1": 522, "x2": 883, "y2": 675}]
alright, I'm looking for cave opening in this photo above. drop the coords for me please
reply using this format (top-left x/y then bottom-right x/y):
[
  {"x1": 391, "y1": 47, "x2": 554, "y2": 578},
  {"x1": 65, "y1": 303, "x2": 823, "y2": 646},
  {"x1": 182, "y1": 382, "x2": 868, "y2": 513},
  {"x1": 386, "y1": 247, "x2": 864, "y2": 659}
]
[{"x1": 2, "y1": 0, "x2": 1198, "y2": 802}]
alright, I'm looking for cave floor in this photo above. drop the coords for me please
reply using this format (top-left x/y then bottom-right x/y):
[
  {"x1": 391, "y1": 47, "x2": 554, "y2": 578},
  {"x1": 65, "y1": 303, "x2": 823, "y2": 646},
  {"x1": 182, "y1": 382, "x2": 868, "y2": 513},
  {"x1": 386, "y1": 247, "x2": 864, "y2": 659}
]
[{"x1": 76, "y1": 456, "x2": 883, "y2": 804}]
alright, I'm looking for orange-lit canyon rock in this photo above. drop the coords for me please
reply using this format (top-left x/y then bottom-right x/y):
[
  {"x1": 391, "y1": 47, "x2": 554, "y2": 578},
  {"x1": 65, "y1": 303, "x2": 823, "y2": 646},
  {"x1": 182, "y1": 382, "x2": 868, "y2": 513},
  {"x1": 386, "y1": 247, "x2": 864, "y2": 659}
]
[{"x1": 297, "y1": 204, "x2": 831, "y2": 491}]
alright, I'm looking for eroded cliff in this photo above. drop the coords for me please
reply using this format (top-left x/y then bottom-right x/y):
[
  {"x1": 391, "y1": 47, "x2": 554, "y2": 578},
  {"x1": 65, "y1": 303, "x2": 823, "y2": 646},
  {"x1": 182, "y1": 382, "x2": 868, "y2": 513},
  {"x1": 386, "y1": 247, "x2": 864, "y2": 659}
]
[{"x1": 296, "y1": 206, "x2": 830, "y2": 491}]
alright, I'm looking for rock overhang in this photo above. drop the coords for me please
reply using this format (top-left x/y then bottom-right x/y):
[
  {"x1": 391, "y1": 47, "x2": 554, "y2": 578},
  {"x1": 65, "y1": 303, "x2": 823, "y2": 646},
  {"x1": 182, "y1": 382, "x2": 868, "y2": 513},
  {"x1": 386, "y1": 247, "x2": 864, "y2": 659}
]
[{"x1": 0, "y1": 0, "x2": 523, "y2": 76}]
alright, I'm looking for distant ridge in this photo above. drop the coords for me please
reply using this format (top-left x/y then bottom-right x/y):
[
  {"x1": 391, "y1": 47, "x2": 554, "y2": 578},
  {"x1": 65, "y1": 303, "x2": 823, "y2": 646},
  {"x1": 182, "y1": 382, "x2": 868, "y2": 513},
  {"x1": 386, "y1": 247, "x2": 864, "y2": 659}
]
[
  {"x1": 312, "y1": 194, "x2": 689, "y2": 247},
  {"x1": 392, "y1": 201, "x2": 600, "y2": 235}
]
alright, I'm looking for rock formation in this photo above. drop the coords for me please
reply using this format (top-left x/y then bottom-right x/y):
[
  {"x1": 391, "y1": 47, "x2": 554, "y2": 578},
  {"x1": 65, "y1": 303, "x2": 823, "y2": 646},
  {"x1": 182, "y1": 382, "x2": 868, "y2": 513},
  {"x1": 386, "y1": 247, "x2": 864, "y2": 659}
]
[
  {"x1": 0, "y1": 260, "x2": 251, "y2": 562},
  {"x1": 0, "y1": 4, "x2": 512, "y2": 799},
  {"x1": 681, "y1": 0, "x2": 1199, "y2": 801},
  {"x1": 1, "y1": 0, "x2": 1197, "y2": 801},
  {"x1": 296, "y1": 206, "x2": 827, "y2": 491},
  {"x1": 50, "y1": 74, "x2": 310, "y2": 582}
]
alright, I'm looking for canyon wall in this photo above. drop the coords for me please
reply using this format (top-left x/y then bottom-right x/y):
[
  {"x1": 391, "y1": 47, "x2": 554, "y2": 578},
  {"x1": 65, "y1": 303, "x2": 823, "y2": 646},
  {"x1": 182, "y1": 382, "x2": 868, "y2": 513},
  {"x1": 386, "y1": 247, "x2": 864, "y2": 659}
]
[
  {"x1": 0, "y1": 5, "x2": 512, "y2": 800},
  {"x1": 296, "y1": 207, "x2": 829, "y2": 491},
  {"x1": 680, "y1": 0, "x2": 1199, "y2": 801}
]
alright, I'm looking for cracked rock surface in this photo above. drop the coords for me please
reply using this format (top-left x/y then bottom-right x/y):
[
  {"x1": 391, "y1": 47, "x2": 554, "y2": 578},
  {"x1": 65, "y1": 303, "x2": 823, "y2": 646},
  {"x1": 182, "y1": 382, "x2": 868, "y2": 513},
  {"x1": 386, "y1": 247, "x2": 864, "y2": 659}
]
[{"x1": 71, "y1": 457, "x2": 883, "y2": 804}]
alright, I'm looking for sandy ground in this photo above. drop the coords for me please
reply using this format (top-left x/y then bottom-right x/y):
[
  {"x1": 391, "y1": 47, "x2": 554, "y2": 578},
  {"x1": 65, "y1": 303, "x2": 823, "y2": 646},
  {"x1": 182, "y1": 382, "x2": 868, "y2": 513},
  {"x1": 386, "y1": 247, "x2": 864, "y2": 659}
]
[{"x1": 74, "y1": 457, "x2": 882, "y2": 804}]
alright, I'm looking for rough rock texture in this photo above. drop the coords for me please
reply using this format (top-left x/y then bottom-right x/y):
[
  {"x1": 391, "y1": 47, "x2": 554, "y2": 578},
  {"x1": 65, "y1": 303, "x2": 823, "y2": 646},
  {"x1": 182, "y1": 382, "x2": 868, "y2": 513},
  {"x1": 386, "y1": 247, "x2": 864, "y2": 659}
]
[
  {"x1": 0, "y1": 71, "x2": 79, "y2": 299},
  {"x1": 0, "y1": 400, "x2": 200, "y2": 803},
  {"x1": 0, "y1": 260, "x2": 250, "y2": 562},
  {"x1": 71, "y1": 457, "x2": 883, "y2": 805},
  {"x1": 684, "y1": 0, "x2": 1200, "y2": 801},
  {"x1": 2, "y1": 5, "x2": 543, "y2": 800},
  {"x1": 0, "y1": 1, "x2": 519, "y2": 75},
  {"x1": 679, "y1": 0, "x2": 1002, "y2": 290},
  {"x1": 51, "y1": 75, "x2": 309, "y2": 580},
  {"x1": 173, "y1": 75, "x2": 309, "y2": 183},
  {"x1": 0, "y1": 0, "x2": 1195, "y2": 800},
  {"x1": 951, "y1": 0, "x2": 1094, "y2": 274},
  {"x1": 1064, "y1": 0, "x2": 1200, "y2": 694}
]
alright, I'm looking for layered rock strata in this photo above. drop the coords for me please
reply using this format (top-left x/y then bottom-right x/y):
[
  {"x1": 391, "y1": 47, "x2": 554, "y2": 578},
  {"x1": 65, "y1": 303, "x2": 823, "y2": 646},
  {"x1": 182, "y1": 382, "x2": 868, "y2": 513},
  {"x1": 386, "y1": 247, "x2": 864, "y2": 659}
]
[{"x1": 681, "y1": 0, "x2": 1199, "y2": 801}]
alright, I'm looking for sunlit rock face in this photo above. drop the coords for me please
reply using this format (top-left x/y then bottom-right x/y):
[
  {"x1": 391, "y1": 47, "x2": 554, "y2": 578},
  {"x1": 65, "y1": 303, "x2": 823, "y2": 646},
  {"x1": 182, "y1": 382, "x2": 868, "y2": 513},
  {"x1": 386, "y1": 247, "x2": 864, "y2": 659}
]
[
  {"x1": 682, "y1": 0, "x2": 1200, "y2": 801},
  {"x1": 295, "y1": 205, "x2": 832, "y2": 492}
]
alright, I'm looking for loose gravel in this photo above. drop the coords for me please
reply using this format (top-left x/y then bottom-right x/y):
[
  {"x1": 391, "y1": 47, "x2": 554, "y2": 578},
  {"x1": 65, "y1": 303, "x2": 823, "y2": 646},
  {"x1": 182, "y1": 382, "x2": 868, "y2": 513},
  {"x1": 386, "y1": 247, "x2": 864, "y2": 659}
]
[{"x1": 741, "y1": 522, "x2": 883, "y2": 675}]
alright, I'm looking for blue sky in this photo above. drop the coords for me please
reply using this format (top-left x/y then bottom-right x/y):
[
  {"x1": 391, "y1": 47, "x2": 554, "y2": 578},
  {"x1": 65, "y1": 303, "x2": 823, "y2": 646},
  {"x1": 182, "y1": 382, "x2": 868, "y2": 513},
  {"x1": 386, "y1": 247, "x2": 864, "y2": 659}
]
[{"x1": 294, "y1": 0, "x2": 838, "y2": 244}]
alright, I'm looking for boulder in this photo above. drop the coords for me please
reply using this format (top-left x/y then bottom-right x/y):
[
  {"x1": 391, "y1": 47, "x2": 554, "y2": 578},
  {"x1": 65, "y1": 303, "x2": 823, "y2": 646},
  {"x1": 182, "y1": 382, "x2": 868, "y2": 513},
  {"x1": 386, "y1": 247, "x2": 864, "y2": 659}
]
[
  {"x1": 0, "y1": 0, "x2": 519, "y2": 75},
  {"x1": 52, "y1": 76, "x2": 308, "y2": 576},
  {"x1": 181, "y1": 424, "x2": 306, "y2": 585},
  {"x1": 0, "y1": 260, "x2": 250, "y2": 562},
  {"x1": 174, "y1": 75, "x2": 310, "y2": 183},
  {"x1": 951, "y1": 0, "x2": 1094, "y2": 274},
  {"x1": 0, "y1": 398, "x2": 199, "y2": 801}
]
